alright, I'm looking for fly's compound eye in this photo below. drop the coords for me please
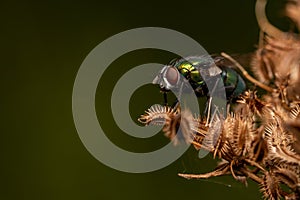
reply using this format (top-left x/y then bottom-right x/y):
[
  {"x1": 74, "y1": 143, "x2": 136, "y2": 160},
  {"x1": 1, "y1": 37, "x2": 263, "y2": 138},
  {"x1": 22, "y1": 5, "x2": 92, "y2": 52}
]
[{"x1": 164, "y1": 67, "x2": 179, "y2": 87}]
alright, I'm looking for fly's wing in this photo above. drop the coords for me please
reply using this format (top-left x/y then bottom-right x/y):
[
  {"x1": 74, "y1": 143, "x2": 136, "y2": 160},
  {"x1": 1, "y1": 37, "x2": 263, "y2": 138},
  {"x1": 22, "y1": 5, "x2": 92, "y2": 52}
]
[
  {"x1": 193, "y1": 56, "x2": 225, "y2": 96},
  {"x1": 192, "y1": 56, "x2": 227, "y2": 119},
  {"x1": 212, "y1": 52, "x2": 254, "y2": 72},
  {"x1": 191, "y1": 55, "x2": 223, "y2": 78}
]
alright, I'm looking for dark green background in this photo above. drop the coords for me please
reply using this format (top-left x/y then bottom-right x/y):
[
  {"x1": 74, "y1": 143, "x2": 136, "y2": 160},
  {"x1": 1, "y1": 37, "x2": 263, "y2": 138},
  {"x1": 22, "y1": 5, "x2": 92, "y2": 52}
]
[{"x1": 1, "y1": 0, "x2": 288, "y2": 199}]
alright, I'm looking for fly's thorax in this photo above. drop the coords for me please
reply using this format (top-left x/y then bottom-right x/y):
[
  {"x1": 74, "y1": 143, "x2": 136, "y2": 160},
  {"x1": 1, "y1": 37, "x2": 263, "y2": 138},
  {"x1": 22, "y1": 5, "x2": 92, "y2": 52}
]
[{"x1": 175, "y1": 59, "x2": 205, "y2": 83}]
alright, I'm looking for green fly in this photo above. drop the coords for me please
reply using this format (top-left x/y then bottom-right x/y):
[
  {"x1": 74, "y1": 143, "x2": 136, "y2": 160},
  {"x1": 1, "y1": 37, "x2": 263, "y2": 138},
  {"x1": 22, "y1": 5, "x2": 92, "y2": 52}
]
[{"x1": 152, "y1": 55, "x2": 247, "y2": 119}]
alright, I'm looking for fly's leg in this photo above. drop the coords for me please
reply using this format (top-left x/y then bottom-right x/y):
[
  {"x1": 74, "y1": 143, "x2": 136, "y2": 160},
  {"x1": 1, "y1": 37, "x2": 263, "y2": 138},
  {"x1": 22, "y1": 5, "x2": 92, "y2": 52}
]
[
  {"x1": 172, "y1": 100, "x2": 179, "y2": 109},
  {"x1": 171, "y1": 82, "x2": 184, "y2": 110},
  {"x1": 205, "y1": 97, "x2": 212, "y2": 126},
  {"x1": 163, "y1": 92, "x2": 168, "y2": 106},
  {"x1": 204, "y1": 78, "x2": 221, "y2": 126},
  {"x1": 162, "y1": 91, "x2": 179, "y2": 109}
]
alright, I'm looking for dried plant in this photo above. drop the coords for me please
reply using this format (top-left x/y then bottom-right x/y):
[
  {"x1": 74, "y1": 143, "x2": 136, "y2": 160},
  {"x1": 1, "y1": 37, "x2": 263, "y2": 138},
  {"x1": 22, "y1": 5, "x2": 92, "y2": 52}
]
[{"x1": 138, "y1": 1, "x2": 300, "y2": 199}]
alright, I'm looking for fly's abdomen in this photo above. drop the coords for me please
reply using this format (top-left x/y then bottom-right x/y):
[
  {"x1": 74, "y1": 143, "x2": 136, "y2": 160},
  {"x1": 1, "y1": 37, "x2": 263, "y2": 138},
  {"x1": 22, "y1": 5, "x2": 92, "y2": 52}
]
[{"x1": 222, "y1": 68, "x2": 246, "y2": 100}]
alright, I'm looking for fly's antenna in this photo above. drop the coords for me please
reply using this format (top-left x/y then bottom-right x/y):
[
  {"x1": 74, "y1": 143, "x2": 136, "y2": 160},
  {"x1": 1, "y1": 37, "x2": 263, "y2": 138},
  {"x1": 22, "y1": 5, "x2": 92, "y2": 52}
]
[{"x1": 221, "y1": 52, "x2": 276, "y2": 93}]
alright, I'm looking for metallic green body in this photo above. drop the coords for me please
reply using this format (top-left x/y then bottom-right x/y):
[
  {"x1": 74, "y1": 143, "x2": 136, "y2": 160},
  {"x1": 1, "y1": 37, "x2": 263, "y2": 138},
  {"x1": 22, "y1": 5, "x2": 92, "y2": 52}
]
[{"x1": 172, "y1": 56, "x2": 246, "y2": 100}]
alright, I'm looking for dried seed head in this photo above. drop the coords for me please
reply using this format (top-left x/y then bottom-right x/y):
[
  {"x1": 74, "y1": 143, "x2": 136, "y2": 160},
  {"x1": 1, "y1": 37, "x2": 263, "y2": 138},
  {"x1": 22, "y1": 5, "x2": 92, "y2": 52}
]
[
  {"x1": 251, "y1": 49, "x2": 276, "y2": 84},
  {"x1": 286, "y1": 0, "x2": 300, "y2": 30},
  {"x1": 139, "y1": 8, "x2": 300, "y2": 195},
  {"x1": 252, "y1": 35, "x2": 300, "y2": 102}
]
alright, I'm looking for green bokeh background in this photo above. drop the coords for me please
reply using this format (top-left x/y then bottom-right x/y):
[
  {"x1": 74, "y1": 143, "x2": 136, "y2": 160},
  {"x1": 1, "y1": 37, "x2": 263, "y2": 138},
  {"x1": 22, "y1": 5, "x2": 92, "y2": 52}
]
[{"x1": 1, "y1": 0, "x2": 288, "y2": 199}]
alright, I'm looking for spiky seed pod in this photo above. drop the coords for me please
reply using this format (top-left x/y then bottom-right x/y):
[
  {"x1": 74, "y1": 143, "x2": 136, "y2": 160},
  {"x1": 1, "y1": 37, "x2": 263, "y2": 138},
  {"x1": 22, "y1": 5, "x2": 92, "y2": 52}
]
[
  {"x1": 223, "y1": 113, "x2": 247, "y2": 157},
  {"x1": 176, "y1": 109, "x2": 198, "y2": 145},
  {"x1": 138, "y1": 104, "x2": 180, "y2": 144},
  {"x1": 237, "y1": 90, "x2": 268, "y2": 117},
  {"x1": 282, "y1": 103, "x2": 300, "y2": 154},
  {"x1": 284, "y1": 119, "x2": 300, "y2": 154},
  {"x1": 138, "y1": 104, "x2": 177, "y2": 126},
  {"x1": 190, "y1": 118, "x2": 210, "y2": 151},
  {"x1": 138, "y1": 105, "x2": 197, "y2": 145},
  {"x1": 205, "y1": 117, "x2": 230, "y2": 158},
  {"x1": 264, "y1": 121, "x2": 300, "y2": 165},
  {"x1": 289, "y1": 103, "x2": 300, "y2": 119},
  {"x1": 274, "y1": 166, "x2": 300, "y2": 192},
  {"x1": 268, "y1": 162, "x2": 300, "y2": 199},
  {"x1": 260, "y1": 171, "x2": 281, "y2": 200},
  {"x1": 284, "y1": 193, "x2": 299, "y2": 200}
]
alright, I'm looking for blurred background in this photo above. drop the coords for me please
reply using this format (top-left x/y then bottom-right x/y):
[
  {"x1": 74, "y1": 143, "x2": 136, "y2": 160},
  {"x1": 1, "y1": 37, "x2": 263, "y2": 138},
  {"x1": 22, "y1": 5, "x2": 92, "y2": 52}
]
[{"x1": 1, "y1": 0, "x2": 290, "y2": 199}]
